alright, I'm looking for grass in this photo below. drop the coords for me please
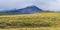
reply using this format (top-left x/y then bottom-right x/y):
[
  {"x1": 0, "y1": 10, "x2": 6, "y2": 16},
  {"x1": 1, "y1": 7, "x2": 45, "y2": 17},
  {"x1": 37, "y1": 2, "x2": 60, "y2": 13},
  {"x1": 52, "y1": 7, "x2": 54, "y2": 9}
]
[
  {"x1": 0, "y1": 27, "x2": 60, "y2": 30},
  {"x1": 0, "y1": 12, "x2": 60, "y2": 30}
]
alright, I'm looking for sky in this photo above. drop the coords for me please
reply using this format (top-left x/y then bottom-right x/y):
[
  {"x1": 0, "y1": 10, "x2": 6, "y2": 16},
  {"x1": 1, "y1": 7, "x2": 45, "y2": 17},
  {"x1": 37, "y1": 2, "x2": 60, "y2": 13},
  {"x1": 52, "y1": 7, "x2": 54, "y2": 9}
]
[{"x1": 0, "y1": 0, "x2": 60, "y2": 11}]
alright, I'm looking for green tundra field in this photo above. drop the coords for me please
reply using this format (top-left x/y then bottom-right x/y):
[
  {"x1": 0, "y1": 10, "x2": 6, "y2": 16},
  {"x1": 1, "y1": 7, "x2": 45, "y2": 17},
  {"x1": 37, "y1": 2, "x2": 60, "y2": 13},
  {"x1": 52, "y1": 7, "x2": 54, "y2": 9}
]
[{"x1": 0, "y1": 12, "x2": 60, "y2": 30}]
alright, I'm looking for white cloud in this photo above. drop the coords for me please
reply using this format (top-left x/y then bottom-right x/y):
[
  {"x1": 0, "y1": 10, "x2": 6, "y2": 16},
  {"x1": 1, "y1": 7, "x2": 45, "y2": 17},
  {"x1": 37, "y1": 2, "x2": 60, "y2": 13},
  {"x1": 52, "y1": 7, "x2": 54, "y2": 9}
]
[{"x1": 0, "y1": 0, "x2": 60, "y2": 11}]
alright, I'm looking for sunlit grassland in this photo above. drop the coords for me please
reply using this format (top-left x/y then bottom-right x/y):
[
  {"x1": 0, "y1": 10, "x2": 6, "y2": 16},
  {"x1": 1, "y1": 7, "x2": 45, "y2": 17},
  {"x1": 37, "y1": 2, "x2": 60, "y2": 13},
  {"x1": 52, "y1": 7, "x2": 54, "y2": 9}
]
[
  {"x1": 0, "y1": 12, "x2": 60, "y2": 30},
  {"x1": 0, "y1": 27, "x2": 60, "y2": 30}
]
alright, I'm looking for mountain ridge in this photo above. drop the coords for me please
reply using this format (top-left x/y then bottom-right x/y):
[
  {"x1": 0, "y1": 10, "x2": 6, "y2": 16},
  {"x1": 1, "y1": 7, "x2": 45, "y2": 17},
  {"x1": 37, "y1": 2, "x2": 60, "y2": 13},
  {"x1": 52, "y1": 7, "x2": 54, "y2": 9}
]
[{"x1": 0, "y1": 6, "x2": 43, "y2": 14}]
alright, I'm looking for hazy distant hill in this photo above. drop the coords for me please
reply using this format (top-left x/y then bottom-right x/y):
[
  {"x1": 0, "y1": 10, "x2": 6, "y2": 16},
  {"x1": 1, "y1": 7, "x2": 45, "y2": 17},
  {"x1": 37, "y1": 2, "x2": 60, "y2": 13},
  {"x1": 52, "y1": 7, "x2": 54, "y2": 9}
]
[{"x1": 4, "y1": 6, "x2": 42, "y2": 14}]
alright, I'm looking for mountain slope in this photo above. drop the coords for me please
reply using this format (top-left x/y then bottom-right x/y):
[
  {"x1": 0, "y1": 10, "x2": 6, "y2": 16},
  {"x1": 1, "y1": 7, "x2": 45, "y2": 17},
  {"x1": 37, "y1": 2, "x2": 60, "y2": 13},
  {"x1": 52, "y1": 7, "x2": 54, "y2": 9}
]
[{"x1": 5, "y1": 6, "x2": 43, "y2": 14}]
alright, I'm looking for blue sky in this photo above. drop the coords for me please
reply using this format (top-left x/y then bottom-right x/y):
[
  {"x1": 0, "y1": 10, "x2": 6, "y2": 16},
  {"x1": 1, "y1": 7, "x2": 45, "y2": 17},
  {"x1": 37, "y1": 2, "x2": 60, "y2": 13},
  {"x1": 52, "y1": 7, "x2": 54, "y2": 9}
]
[{"x1": 0, "y1": 0, "x2": 60, "y2": 11}]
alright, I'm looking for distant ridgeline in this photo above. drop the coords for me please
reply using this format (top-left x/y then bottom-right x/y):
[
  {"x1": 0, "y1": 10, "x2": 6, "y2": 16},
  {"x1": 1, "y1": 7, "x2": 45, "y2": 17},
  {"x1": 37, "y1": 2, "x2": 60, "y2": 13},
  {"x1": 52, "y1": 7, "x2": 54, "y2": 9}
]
[
  {"x1": 0, "y1": 6, "x2": 43, "y2": 15},
  {"x1": 0, "y1": 6, "x2": 58, "y2": 15}
]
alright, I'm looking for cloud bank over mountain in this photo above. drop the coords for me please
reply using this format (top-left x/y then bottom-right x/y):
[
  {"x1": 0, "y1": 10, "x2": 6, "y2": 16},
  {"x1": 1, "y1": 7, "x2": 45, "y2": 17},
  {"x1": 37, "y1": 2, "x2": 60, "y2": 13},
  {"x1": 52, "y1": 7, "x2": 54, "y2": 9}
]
[{"x1": 0, "y1": 0, "x2": 60, "y2": 11}]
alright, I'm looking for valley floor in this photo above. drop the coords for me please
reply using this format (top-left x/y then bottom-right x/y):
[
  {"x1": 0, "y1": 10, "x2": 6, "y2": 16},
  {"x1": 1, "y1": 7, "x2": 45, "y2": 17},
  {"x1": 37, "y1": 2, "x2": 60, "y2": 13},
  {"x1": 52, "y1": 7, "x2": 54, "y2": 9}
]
[
  {"x1": 0, "y1": 12, "x2": 60, "y2": 30},
  {"x1": 0, "y1": 27, "x2": 60, "y2": 30}
]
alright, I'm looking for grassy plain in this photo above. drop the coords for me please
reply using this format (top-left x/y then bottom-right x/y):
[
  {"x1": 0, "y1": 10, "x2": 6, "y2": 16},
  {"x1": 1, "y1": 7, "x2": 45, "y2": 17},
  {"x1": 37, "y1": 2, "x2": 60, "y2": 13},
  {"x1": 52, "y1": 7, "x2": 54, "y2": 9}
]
[{"x1": 0, "y1": 12, "x2": 60, "y2": 30}]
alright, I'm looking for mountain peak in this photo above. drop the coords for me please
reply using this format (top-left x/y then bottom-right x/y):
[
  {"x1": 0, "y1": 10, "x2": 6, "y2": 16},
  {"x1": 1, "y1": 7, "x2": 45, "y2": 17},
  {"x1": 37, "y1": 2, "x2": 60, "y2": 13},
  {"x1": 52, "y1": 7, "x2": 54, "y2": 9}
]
[
  {"x1": 5, "y1": 6, "x2": 43, "y2": 14},
  {"x1": 25, "y1": 5, "x2": 40, "y2": 9},
  {"x1": 26, "y1": 5, "x2": 37, "y2": 8}
]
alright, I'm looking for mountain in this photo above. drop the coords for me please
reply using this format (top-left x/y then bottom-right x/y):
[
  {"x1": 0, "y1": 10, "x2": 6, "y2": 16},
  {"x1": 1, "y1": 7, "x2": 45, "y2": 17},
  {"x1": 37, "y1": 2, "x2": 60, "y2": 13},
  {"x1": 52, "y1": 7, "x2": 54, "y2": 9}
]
[{"x1": 2, "y1": 6, "x2": 43, "y2": 14}]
